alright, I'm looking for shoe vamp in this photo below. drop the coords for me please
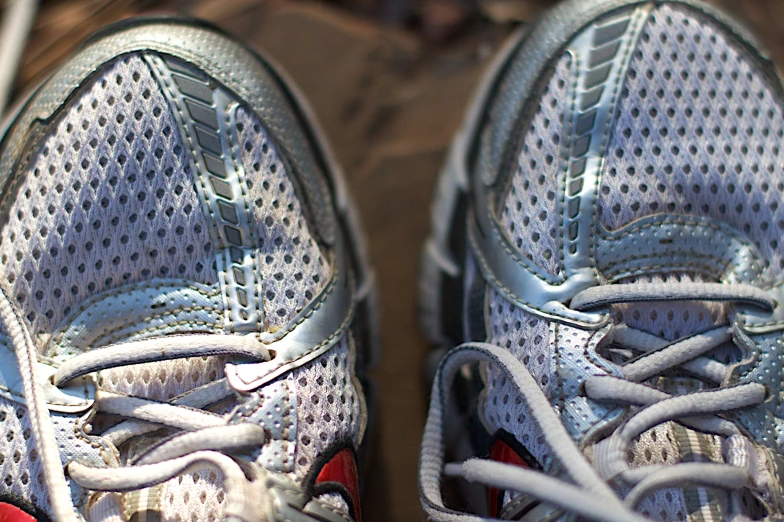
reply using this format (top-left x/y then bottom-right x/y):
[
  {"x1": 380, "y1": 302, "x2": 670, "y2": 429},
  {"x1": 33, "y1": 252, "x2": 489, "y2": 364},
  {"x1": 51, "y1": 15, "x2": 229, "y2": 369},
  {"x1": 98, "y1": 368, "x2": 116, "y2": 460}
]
[
  {"x1": 596, "y1": 3, "x2": 784, "y2": 282},
  {"x1": 87, "y1": 336, "x2": 360, "y2": 522},
  {"x1": 484, "y1": 3, "x2": 784, "y2": 519},
  {"x1": 0, "y1": 51, "x2": 355, "y2": 520},
  {"x1": 0, "y1": 53, "x2": 330, "y2": 351}
]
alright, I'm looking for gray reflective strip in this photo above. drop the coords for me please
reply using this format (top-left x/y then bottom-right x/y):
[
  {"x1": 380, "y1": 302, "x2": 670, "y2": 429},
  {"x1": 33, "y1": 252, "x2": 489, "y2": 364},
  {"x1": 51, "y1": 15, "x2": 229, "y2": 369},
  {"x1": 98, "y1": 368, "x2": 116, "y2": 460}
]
[
  {"x1": 225, "y1": 226, "x2": 354, "y2": 391},
  {"x1": 467, "y1": 6, "x2": 649, "y2": 328},
  {"x1": 146, "y1": 54, "x2": 263, "y2": 333},
  {"x1": 559, "y1": 8, "x2": 648, "y2": 278}
]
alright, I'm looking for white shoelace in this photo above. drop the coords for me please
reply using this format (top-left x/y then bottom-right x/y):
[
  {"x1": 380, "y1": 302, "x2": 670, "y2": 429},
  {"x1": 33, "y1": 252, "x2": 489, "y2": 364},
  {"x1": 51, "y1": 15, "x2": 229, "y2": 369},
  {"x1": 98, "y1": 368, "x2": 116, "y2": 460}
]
[
  {"x1": 421, "y1": 282, "x2": 771, "y2": 522},
  {"x1": 0, "y1": 279, "x2": 280, "y2": 522},
  {"x1": 57, "y1": 334, "x2": 278, "y2": 522}
]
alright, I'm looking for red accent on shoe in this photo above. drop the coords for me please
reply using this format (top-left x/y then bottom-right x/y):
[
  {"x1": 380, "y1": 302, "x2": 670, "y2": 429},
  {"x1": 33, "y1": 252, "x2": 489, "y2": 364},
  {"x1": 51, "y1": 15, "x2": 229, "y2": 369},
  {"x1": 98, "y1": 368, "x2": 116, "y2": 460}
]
[
  {"x1": 0, "y1": 503, "x2": 37, "y2": 522},
  {"x1": 315, "y1": 448, "x2": 362, "y2": 522},
  {"x1": 487, "y1": 438, "x2": 529, "y2": 518}
]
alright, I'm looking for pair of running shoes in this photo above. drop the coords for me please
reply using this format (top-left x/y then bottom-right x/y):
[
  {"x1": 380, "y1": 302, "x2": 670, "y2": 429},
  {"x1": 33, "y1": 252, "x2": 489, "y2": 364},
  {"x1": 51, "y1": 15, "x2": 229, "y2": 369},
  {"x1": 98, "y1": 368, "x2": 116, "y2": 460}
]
[{"x1": 0, "y1": 0, "x2": 782, "y2": 520}]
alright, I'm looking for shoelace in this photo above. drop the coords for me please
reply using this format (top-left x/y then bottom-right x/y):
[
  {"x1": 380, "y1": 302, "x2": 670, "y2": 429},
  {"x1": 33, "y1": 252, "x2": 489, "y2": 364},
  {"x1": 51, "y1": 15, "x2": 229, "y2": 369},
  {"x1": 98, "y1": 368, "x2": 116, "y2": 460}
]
[
  {"x1": 420, "y1": 282, "x2": 772, "y2": 522},
  {"x1": 55, "y1": 334, "x2": 277, "y2": 522}
]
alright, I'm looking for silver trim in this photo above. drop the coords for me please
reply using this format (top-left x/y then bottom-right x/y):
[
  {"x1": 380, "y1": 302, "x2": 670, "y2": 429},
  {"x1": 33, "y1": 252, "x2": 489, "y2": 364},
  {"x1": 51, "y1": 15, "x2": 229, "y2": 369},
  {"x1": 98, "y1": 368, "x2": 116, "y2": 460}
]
[
  {"x1": 226, "y1": 226, "x2": 354, "y2": 392},
  {"x1": 740, "y1": 281, "x2": 784, "y2": 333},
  {"x1": 147, "y1": 54, "x2": 264, "y2": 334},
  {"x1": 595, "y1": 215, "x2": 764, "y2": 283},
  {"x1": 559, "y1": 8, "x2": 649, "y2": 278},
  {"x1": 468, "y1": 207, "x2": 603, "y2": 326},
  {"x1": 0, "y1": 0, "x2": 37, "y2": 116},
  {"x1": 467, "y1": 6, "x2": 649, "y2": 328}
]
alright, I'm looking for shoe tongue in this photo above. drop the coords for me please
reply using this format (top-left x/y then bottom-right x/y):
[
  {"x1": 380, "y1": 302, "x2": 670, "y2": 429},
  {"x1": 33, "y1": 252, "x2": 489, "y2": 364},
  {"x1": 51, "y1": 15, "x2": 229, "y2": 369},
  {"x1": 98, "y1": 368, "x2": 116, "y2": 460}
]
[
  {"x1": 610, "y1": 269, "x2": 745, "y2": 393},
  {"x1": 608, "y1": 272, "x2": 746, "y2": 521},
  {"x1": 622, "y1": 421, "x2": 729, "y2": 521},
  {"x1": 609, "y1": 270, "x2": 743, "y2": 395},
  {"x1": 612, "y1": 271, "x2": 728, "y2": 342}
]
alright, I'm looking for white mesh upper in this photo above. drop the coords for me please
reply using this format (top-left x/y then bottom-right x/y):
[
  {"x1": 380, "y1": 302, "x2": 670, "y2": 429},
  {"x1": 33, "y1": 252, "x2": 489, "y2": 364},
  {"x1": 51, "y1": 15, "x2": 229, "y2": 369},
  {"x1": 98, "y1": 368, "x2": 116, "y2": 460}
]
[
  {"x1": 235, "y1": 107, "x2": 330, "y2": 330},
  {"x1": 483, "y1": 289, "x2": 552, "y2": 466},
  {"x1": 597, "y1": 11, "x2": 775, "y2": 515},
  {"x1": 486, "y1": 289, "x2": 553, "y2": 396},
  {"x1": 598, "y1": 4, "x2": 784, "y2": 279},
  {"x1": 0, "y1": 50, "x2": 358, "y2": 522},
  {"x1": 288, "y1": 335, "x2": 363, "y2": 479},
  {"x1": 500, "y1": 54, "x2": 570, "y2": 277},
  {"x1": 159, "y1": 468, "x2": 225, "y2": 522},
  {"x1": 128, "y1": 335, "x2": 363, "y2": 522},
  {"x1": 0, "y1": 398, "x2": 49, "y2": 514},
  {"x1": 0, "y1": 55, "x2": 217, "y2": 342},
  {"x1": 597, "y1": 16, "x2": 775, "y2": 519},
  {"x1": 482, "y1": 5, "x2": 782, "y2": 520}
]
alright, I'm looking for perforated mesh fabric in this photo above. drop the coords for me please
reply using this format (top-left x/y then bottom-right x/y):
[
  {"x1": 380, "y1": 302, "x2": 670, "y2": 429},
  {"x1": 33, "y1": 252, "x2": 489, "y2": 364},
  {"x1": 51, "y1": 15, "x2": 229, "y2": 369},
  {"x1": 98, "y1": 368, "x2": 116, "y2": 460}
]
[
  {"x1": 486, "y1": 289, "x2": 553, "y2": 396},
  {"x1": 100, "y1": 356, "x2": 228, "y2": 402},
  {"x1": 598, "y1": 4, "x2": 784, "y2": 280},
  {"x1": 481, "y1": 373, "x2": 551, "y2": 468},
  {"x1": 500, "y1": 53, "x2": 570, "y2": 277},
  {"x1": 483, "y1": 289, "x2": 553, "y2": 466},
  {"x1": 0, "y1": 50, "x2": 358, "y2": 521},
  {"x1": 480, "y1": 7, "x2": 781, "y2": 519},
  {"x1": 594, "y1": 13, "x2": 780, "y2": 518},
  {"x1": 628, "y1": 425, "x2": 688, "y2": 521},
  {"x1": 288, "y1": 335, "x2": 362, "y2": 479},
  {"x1": 159, "y1": 468, "x2": 225, "y2": 522},
  {"x1": 629, "y1": 424, "x2": 679, "y2": 476},
  {"x1": 0, "y1": 398, "x2": 49, "y2": 515},
  {"x1": 235, "y1": 107, "x2": 330, "y2": 329},
  {"x1": 594, "y1": 11, "x2": 776, "y2": 515},
  {"x1": 0, "y1": 54, "x2": 217, "y2": 342},
  {"x1": 612, "y1": 273, "x2": 727, "y2": 341},
  {"x1": 636, "y1": 489, "x2": 689, "y2": 522}
]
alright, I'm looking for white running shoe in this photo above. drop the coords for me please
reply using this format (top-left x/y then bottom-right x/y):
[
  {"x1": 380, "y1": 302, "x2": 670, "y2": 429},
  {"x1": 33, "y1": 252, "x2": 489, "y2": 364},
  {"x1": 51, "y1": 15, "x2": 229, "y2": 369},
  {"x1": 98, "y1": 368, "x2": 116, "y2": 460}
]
[
  {"x1": 0, "y1": 17, "x2": 378, "y2": 522},
  {"x1": 420, "y1": 1, "x2": 784, "y2": 520}
]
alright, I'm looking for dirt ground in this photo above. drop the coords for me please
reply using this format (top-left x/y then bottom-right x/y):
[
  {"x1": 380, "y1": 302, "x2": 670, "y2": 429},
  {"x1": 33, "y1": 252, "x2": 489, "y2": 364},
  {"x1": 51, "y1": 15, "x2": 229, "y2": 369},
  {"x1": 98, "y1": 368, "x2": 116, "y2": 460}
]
[{"x1": 9, "y1": 0, "x2": 784, "y2": 521}]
